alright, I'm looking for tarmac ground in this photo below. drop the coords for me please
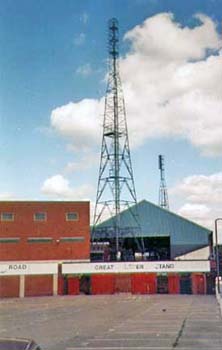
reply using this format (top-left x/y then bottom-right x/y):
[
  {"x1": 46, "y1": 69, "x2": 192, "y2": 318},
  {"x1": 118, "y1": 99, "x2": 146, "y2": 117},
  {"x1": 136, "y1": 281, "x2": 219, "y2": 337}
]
[{"x1": 0, "y1": 294, "x2": 222, "y2": 350}]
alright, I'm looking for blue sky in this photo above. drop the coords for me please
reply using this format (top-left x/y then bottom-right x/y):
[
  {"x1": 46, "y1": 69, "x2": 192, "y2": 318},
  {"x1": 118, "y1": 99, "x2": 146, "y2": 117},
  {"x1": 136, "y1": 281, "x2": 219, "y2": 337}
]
[{"x1": 0, "y1": 0, "x2": 222, "y2": 234}]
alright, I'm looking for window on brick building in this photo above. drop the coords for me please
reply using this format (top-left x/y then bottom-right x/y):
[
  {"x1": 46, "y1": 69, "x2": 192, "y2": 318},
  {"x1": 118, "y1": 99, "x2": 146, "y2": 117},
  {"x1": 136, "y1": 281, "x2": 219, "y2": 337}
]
[
  {"x1": 60, "y1": 236, "x2": 84, "y2": 242},
  {"x1": 1, "y1": 212, "x2": 14, "y2": 221},
  {"x1": 33, "y1": 212, "x2": 47, "y2": 221},
  {"x1": 0, "y1": 237, "x2": 20, "y2": 243},
  {"x1": 66, "y1": 212, "x2": 79, "y2": 221},
  {"x1": 27, "y1": 237, "x2": 52, "y2": 243}
]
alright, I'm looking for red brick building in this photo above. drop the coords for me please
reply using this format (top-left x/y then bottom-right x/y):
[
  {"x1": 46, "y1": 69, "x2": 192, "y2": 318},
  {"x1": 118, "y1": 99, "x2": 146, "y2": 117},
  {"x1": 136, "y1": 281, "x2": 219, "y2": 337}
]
[
  {"x1": 0, "y1": 201, "x2": 214, "y2": 298},
  {"x1": 0, "y1": 201, "x2": 90, "y2": 262}
]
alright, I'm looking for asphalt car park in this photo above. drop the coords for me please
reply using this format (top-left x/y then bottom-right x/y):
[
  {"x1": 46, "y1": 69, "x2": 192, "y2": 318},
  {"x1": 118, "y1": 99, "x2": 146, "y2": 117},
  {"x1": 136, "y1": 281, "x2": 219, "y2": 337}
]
[{"x1": 0, "y1": 294, "x2": 222, "y2": 350}]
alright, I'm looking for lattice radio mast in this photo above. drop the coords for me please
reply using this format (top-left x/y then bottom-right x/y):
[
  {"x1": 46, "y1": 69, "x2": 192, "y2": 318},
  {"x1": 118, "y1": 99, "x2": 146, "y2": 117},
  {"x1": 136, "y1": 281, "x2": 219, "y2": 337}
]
[
  {"x1": 92, "y1": 18, "x2": 144, "y2": 259},
  {"x1": 158, "y1": 155, "x2": 169, "y2": 210}
]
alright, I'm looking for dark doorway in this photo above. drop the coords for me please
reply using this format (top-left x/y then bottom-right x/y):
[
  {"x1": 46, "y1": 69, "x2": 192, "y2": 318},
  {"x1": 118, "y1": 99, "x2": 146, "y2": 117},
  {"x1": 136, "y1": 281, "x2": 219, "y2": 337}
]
[
  {"x1": 157, "y1": 275, "x2": 168, "y2": 294},
  {"x1": 143, "y1": 236, "x2": 171, "y2": 260},
  {"x1": 79, "y1": 276, "x2": 91, "y2": 295},
  {"x1": 63, "y1": 276, "x2": 68, "y2": 295},
  {"x1": 206, "y1": 273, "x2": 216, "y2": 295},
  {"x1": 180, "y1": 274, "x2": 192, "y2": 294}
]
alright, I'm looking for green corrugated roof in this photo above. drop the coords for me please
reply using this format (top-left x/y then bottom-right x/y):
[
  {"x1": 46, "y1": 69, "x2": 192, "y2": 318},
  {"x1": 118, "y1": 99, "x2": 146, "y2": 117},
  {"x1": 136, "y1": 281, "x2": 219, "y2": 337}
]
[{"x1": 96, "y1": 199, "x2": 211, "y2": 245}]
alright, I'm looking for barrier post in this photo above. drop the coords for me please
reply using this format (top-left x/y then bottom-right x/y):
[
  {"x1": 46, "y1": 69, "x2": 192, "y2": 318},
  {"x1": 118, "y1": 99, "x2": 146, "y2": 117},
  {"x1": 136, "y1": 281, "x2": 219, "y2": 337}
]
[{"x1": 19, "y1": 275, "x2": 25, "y2": 298}]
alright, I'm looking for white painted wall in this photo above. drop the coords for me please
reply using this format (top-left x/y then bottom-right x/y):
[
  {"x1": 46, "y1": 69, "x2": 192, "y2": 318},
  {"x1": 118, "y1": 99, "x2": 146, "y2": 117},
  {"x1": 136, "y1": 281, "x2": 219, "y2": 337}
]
[
  {"x1": 175, "y1": 246, "x2": 210, "y2": 260},
  {"x1": 62, "y1": 260, "x2": 210, "y2": 274}
]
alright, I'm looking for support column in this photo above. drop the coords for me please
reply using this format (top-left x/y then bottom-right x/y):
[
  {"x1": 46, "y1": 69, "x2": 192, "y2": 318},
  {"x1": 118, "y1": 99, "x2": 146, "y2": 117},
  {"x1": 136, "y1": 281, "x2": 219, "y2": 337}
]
[
  {"x1": 19, "y1": 275, "x2": 25, "y2": 298},
  {"x1": 53, "y1": 274, "x2": 58, "y2": 296}
]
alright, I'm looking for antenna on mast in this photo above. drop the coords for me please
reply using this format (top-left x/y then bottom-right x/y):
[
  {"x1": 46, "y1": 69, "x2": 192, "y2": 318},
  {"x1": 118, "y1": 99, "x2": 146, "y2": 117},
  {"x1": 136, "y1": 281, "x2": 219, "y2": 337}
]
[{"x1": 158, "y1": 155, "x2": 169, "y2": 210}]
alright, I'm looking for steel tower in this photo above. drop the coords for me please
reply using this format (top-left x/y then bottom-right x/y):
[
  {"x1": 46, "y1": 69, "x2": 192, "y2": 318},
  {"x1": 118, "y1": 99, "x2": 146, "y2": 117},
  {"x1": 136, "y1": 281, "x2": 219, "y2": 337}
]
[
  {"x1": 92, "y1": 18, "x2": 143, "y2": 259},
  {"x1": 158, "y1": 155, "x2": 169, "y2": 210}
]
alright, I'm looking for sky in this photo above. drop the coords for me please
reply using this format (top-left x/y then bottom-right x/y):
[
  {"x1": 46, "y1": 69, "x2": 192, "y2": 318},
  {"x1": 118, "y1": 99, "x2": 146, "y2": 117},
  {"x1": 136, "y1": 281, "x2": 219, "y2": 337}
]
[{"x1": 0, "y1": 0, "x2": 222, "y2": 238}]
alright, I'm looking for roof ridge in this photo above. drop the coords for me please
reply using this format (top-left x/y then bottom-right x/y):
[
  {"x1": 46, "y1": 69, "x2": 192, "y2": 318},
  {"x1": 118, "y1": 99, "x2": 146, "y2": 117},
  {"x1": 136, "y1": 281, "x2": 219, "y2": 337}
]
[
  {"x1": 139, "y1": 199, "x2": 212, "y2": 232},
  {"x1": 95, "y1": 198, "x2": 211, "y2": 233}
]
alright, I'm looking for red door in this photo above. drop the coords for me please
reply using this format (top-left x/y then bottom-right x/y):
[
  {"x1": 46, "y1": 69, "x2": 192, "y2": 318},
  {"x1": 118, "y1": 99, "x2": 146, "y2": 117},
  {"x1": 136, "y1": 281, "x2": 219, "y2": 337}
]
[
  {"x1": 68, "y1": 277, "x2": 80, "y2": 295},
  {"x1": 91, "y1": 274, "x2": 115, "y2": 294},
  {"x1": 132, "y1": 273, "x2": 149, "y2": 294},
  {"x1": 131, "y1": 273, "x2": 157, "y2": 294},
  {"x1": 168, "y1": 274, "x2": 180, "y2": 294},
  {"x1": 192, "y1": 273, "x2": 206, "y2": 294},
  {"x1": 115, "y1": 274, "x2": 131, "y2": 293},
  {"x1": 146, "y1": 273, "x2": 157, "y2": 294}
]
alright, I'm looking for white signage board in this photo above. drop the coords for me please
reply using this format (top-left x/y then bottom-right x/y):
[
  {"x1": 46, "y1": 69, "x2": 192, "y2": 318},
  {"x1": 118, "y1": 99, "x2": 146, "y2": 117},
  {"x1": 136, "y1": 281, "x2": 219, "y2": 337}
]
[
  {"x1": 62, "y1": 260, "x2": 210, "y2": 275},
  {"x1": 0, "y1": 263, "x2": 58, "y2": 276}
]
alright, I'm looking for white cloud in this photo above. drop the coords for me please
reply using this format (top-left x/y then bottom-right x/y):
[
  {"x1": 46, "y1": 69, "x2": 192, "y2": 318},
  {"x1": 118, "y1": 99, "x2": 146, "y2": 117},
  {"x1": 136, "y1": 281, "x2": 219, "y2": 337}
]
[
  {"x1": 171, "y1": 172, "x2": 222, "y2": 234},
  {"x1": 64, "y1": 152, "x2": 98, "y2": 173},
  {"x1": 119, "y1": 13, "x2": 222, "y2": 153},
  {"x1": 90, "y1": 201, "x2": 115, "y2": 226},
  {"x1": 124, "y1": 13, "x2": 221, "y2": 62},
  {"x1": 51, "y1": 13, "x2": 222, "y2": 156},
  {"x1": 80, "y1": 12, "x2": 89, "y2": 25},
  {"x1": 51, "y1": 98, "x2": 103, "y2": 150},
  {"x1": 171, "y1": 172, "x2": 222, "y2": 205},
  {"x1": 76, "y1": 63, "x2": 92, "y2": 77},
  {"x1": 41, "y1": 174, "x2": 94, "y2": 200},
  {"x1": 0, "y1": 193, "x2": 15, "y2": 200},
  {"x1": 73, "y1": 32, "x2": 86, "y2": 46},
  {"x1": 178, "y1": 203, "x2": 211, "y2": 219}
]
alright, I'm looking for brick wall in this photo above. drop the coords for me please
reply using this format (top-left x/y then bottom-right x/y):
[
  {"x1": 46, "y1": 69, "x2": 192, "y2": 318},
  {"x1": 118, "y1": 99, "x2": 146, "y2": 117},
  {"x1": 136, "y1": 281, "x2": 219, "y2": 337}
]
[
  {"x1": 0, "y1": 201, "x2": 90, "y2": 261},
  {"x1": 25, "y1": 275, "x2": 53, "y2": 296},
  {"x1": 0, "y1": 276, "x2": 20, "y2": 298}
]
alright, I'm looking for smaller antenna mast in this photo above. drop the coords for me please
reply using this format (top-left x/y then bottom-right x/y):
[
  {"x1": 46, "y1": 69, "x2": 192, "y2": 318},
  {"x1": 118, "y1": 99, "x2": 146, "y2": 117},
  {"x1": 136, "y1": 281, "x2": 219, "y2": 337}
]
[{"x1": 158, "y1": 155, "x2": 169, "y2": 210}]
